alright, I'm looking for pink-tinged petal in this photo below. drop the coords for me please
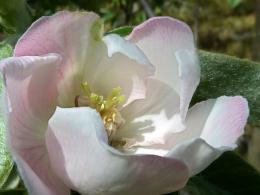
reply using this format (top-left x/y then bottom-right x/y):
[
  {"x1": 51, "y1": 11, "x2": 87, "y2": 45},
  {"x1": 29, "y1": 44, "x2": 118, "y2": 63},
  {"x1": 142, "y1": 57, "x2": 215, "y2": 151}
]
[
  {"x1": 1, "y1": 54, "x2": 60, "y2": 122},
  {"x1": 128, "y1": 17, "x2": 199, "y2": 122},
  {"x1": 89, "y1": 34, "x2": 154, "y2": 104},
  {"x1": 169, "y1": 96, "x2": 248, "y2": 176},
  {"x1": 12, "y1": 151, "x2": 69, "y2": 195},
  {"x1": 128, "y1": 96, "x2": 248, "y2": 158},
  {"x1": 0, "y1": 54, "x2": 68, "y2": 194},
  {"x1": 167, "y1": 138, "x2": 223, "y2": 176},
  {"x1": 14, "y1": 11, "x2": 104, "y2": 106},
  {"x1": 166, "y1": 96, "x2": 248, "y2": 176},
  {"x1": 175, "y1": 50, "x2": 200, "y2": 120},
  {"x1": 103, "y1": 34, "x2": 152, "y2": 66},
  {"x1": 116, "y1": 79, "x2": 182, "y2": 154},
  {"x1": 200, "y1": 96, "x2": 249, "y2": 148},
  {"x1": 46, "y1": 107, "x2": 189, "y2": 195},
  {"x1": 163, "y1": 96, "x2": 248, "y2": 149}
]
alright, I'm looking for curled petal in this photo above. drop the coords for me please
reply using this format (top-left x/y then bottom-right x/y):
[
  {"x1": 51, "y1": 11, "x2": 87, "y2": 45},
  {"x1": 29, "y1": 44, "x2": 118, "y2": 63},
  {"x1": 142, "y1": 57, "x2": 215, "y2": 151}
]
[
  {"x1": 166, "y1": 96, "x2": 248, "y2": 176},
  {"x1": 46, "y1": 107, "x2": 189, "y2": 195},
  {"x1": 90, "y1": 34, "x2": 155, "y2": 104},
  {"x1": 168, "y1": 96, "x2": 249, "y2": 148},
  {"x1": 126, "y1": 96, "x2": 248, "y2": 160},
  {"x1": 175, "y1": 50, "x2": 200, "y2": 121},
  {"x1": 0, "y1": 54, "x2": 68, "y2": 194},
  {"x1": 14, "y1": 11, "x2": 155, "y2": 106},
  {"x1": 12, "y1": 151, "x2": 69, "y2": 195},
  {"x1": 14, "y1": 11, "x2": 104, "y2": 106},
  {"x1": 167, "y1": 138, "x2": 223, "y2": 177},
  {"x1": 128, "y1": 17, "x2": 200, "y2": 122},
  {"x1": 103, "y1": 34, "x2": 152, "y2": 66},
  {"x1": 200, "y1": 96, "x2": 249, "y2": 148},
  {"x1": 1, "y1": 54, "x2": 60, "y2": 124},
  {"x1": 117, "y1": 79, "x2": 182, "y2": 155}
]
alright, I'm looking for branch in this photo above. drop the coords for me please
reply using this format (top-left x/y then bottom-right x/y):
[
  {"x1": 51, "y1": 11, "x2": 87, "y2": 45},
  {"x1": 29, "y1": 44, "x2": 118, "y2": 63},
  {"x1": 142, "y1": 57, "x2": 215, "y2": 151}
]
[{"x1": 140, "y1": 0, "x2": 154, "y2": 18}]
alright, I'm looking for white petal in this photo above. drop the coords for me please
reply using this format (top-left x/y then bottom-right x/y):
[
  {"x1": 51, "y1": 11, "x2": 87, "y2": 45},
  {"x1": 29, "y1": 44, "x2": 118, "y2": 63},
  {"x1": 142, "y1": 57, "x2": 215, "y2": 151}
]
[
  {"x1": 116, "y1": 79, "x2": 182, "y2": 154},
  {"x1": 14, "y1": 11, "x2": 105, "y2": 107},
  {"x1": 12, "y1": 151, "x2": 69, "y2": 195},
  {"x1": 166, "y1": 96, "x2": 248, "y2": 176},
  {"x1": 46, "y1": 107, "x2": 189, "y2": 195},
  {"x1": 89, "y1": 34, "x2": 155, "y2": 104},
  {"x1": 127, "y1": 96, "x2": 248, "y2": 160},
  {"x1": 103, "y1": 34, "x2": 152, "y2": 66},
  {"x1": 0, "y1": 54, "x2": 68, "y2": 194},
  {"x1": 175, "y1": 50, "x2": 200, "y2": 121},
  {"x1": 167, "y1": 138, "x2": 223, "y2": 176},
  {"x1": 162, "y1": 96, "x2": 248, "y2": 149},
  {"x1": 200, "y1": 96, "x2": 249, "y2": 148},
  {"x1": 128, "y1": 17, "x2": 199, "y2": 121}
]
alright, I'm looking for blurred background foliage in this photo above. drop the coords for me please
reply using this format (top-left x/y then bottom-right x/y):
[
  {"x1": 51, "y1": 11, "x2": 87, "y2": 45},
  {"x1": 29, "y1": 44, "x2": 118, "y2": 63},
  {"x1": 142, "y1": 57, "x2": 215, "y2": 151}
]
[{"x1": 1, "y1": 0, "x2": 260, "y2": 61}]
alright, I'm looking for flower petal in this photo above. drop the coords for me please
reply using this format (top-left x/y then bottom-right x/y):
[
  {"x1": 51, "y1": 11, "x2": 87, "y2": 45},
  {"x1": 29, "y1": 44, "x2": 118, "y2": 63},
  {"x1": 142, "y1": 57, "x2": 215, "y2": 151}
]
[
  {"x1": 168, "y1": 96, "x2": 248, "y2": 148},
  {"x1": 167, "y1": 138, "x2": 223, "y2": 176},
  {"x1": 14, "y1": 11, "x2": 104, "y2": 106},
  {"x1": 89, "y1": 34, "x2": 154, "y2": 104},
  {"x1": 127, "y1": 96, "x2": 248, "y2": 158},
  {"x1": 116, "y1": 78, "x2": 182, "y2": 154},
  {"x1": 0, "y1": 54, "x2": 68, "y2": 194},
  {"x1": 128, "y1": 17, "x2": 200, "y2": 122},
  {"x1": 175, "y1": 50, "x2": 200, "y2": 120},
  {"x1": 166, "y1": 96, "x2": 248, "y2": 176},
  {"x1": 46, "y1": 107, "x2": 189, "y2": 195},
  {"x1": 1, "y1": 54, "x2": 61, "y2": 120},
  {"x1": 103, "y1": 34, "x2": 152, "y2": 66},
  {"x1": 200, "y1": 96, "x2": 249, "y2": 148},
  {"x1": 12, "y1": 150, "x2": 69, "y2": 195}
]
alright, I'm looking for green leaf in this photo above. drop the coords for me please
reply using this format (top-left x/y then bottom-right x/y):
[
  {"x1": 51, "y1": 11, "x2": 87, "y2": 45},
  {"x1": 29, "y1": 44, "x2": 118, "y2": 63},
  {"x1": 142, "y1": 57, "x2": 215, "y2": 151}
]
[
  {"x1": 182, "y1": 152, "x2": 260, "y2": 195},
  {"x1": 0, "y1": 43, "x2": 13, "y2": 89},
  {"x1": 0, "y1": 0, "x2": 32, "y2": 44},
  {"x1": 0, "y1": 43, "x2": 13, "y2": 61},
  {"x1": 227, "y1": 0, "x2": 242, "y2": 8},
  {"x1": 106, "y1": 26, "x2": 133, "y2": 37},
  {"x1": 192, "y1": 51, "x2": 260, "y2": 127},
  {"x1": 0, "y1": 43, "x2": 15, "y2": 190},
  {"x1": 1, "y1": 165, "x2": 21, "y2": 190},
  {"x1": 0, "y1": 189, "x2": 28, "y2": 195}
]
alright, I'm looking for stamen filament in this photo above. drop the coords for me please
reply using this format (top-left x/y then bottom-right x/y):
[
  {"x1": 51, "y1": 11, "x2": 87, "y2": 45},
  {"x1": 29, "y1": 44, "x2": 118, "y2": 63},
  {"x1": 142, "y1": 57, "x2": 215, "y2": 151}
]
[{"x1": 76, "y1": 82, "x2": 126, "y2": 141}]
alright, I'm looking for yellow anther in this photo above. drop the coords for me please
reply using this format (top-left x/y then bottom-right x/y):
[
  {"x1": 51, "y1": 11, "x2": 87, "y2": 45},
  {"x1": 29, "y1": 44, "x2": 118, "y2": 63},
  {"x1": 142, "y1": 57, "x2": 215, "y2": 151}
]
[
  {"x1": 81, "y1": 82, "x2": 91, "y2": 96},
  {"x1": 111, "y1": 87, "x2": 122, "y2": 97},
  {"x1": 100, "y1": 103, "x2": 105, "y2": 111},
  {"x1": 118, "y1": 95, "x2": 126, "y2": 104},
  {"x1": 112, "y1": 96, "x2": 117, "y2": 101},
  {"x1": 77, "y1": 83, "x2": 126, "y2": 142}
]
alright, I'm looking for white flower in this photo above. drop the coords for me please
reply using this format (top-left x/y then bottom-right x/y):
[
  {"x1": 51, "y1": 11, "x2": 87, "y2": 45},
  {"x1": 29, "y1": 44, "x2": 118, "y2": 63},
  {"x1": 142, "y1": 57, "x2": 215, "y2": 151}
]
[{"x1": 0, "y1": 11, "x2": 248, "y2": 195}]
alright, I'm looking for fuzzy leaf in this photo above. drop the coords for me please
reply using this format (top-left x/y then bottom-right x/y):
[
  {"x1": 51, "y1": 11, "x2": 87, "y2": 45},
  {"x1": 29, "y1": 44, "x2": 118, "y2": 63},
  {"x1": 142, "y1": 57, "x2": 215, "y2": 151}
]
[
  {"x1": 193, "y1": 51, "x2": 260, "y2": 127},
  {"x1": 0, "y1": 43, "x2": 16, "y2": 190}
]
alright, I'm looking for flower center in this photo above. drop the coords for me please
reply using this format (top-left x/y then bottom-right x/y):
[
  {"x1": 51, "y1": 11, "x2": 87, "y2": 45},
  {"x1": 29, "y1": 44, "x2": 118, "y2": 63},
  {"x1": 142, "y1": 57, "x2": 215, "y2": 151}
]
[{"x1": 75, "y1": 82, "x2": 125, "y2": 142}]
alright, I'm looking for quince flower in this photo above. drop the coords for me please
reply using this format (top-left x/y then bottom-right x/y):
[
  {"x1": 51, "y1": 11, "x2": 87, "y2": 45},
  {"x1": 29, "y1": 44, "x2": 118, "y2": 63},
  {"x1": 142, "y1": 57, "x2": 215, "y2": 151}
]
[{"x1": 0, "y1": 11, "x2": 248, "y2": 195}]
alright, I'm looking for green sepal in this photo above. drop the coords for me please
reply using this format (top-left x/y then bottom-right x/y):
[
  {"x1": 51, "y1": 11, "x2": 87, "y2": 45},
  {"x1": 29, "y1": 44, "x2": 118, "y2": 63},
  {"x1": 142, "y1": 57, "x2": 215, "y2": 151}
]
[{"x1": 106, "y1": 26, "x2": 133, "y2": 37}]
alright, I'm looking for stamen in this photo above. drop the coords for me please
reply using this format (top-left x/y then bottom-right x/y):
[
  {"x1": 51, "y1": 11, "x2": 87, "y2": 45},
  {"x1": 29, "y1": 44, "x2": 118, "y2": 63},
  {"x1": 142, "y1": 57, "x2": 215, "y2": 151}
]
[{"x1": 76, "y1": 82, "x2": 126, "y2": 142}]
